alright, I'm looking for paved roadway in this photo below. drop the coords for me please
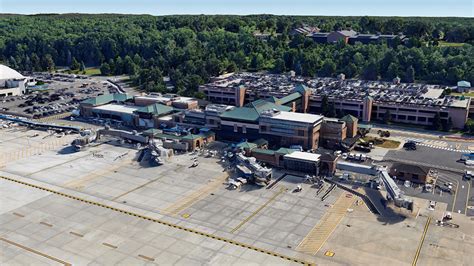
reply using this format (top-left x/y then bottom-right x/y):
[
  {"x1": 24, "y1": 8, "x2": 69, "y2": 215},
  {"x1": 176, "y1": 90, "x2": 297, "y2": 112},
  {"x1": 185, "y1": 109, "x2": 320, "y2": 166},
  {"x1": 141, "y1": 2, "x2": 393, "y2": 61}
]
[{"x1": 383, "y1": 146, "x2": 473, "y2": 215}]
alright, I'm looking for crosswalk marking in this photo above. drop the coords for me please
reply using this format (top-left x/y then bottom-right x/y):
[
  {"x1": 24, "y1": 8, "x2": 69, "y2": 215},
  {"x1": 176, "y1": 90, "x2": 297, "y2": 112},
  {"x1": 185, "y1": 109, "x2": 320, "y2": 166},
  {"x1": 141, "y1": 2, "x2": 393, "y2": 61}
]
[{"x1": 399, "y1": 137, "x2": 471, "y2": 153}]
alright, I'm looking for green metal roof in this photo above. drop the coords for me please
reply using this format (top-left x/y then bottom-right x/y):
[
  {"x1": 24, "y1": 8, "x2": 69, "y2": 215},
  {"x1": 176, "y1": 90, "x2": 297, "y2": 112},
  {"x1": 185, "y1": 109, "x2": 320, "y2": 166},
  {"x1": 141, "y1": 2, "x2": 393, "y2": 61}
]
[
  {"x1": 220, "y1": 107, "x2": 260, "y2": 122},
  {"x1": 246, "y1": 99, "x2": 291, "y2": 114},
  {"x1": 253, "y1": 138, "x2": 268, "y2": 147},
  {"x1": 220, "y1": 99, "x2": 291, "y2": 122},
  {"x1": 252, "y1": 148, "x2": 275, "y2": 155},
  {"x1": 151, "y1": 132, "x2": 181, "y2": 140},
  {"x1": 181, "y1": 131, "x2": 215, "y2": 140},
  {"x1": 266, "y1": 96, "x2": 279, "y2": 103},
  {"x1": 275, "y1": 147, "x2": 298, "y2": 155},
  {"x1": 236, "y1": 141, "x2": 258, "y2": 150},
  {"x1": 81, "y1": 93, "x2": 132, "y2": 106},
  {"x1": 294, "y1": 84, "x2": 311, "y2": 94},
  {"x1": 135, "y1": 103, "x2": 174, "y2": 116},
  {"x1": 277, "y1": 92, "x2": 302, "y2": 105},
  {"x1": 341, "y1": 114, "x2": 358, "y2": 123}
]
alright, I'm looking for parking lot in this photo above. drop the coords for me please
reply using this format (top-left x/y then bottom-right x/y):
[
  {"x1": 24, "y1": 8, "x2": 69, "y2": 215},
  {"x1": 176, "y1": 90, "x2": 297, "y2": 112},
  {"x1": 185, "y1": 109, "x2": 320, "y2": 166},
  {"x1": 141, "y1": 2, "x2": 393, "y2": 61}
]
[{"x1": 0, "y1": 73, "x2": 115, "y2": 119}]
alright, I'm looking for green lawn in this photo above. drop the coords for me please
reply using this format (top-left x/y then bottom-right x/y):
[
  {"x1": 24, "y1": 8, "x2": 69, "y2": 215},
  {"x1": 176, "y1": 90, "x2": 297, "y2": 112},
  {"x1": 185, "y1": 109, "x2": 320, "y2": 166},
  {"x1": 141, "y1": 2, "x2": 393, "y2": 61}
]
[
  {"x1": 452, "y1": 92, "x2": 474, "y2": 97},
  {"x1": 362, "y1": 137, "x2": 401, "y2": 149},
  {"x1": 65, "y1": 67, "x2": 101, "y2": 76},
  {"x1": 438, "y1": 41, "x2": 465, "y2": 47}
]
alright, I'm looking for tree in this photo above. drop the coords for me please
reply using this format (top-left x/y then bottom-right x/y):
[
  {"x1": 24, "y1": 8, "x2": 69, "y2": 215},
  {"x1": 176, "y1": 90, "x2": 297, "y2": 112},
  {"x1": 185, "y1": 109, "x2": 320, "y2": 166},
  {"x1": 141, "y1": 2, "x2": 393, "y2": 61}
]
[
  {"x1": 100, "y1": 62, "x2": 111, "y2": 75},
  {"x1": 250, "y1": 53, "x2": 265, "y2": 70},
  {"x1": 31, "y1": 53, "x2": 41, "y2": 71},
  {"x1": 272, "y1": 58, "x2": 286, "y2": 73},
  {"x1": 465, "y1": 119, "x2": 474, "y2": 134},
  {"x1": 41, "y1": 54, "x2": 55, "y2": 72},
  {"x1": 80, "y1": 61, "x2": 86, "y2": 72},
  {"x1": 70, "y1": 57, "x2": 80, "y2": 70},
  {"x1": 7, "y1": 56, "x2": 18, "y2": 70},
  {"x1": 432, "y1": 113, "x2": 442, "y2": 130},
  {"x1": 343, "y1": 63, "x2": 358, "y2": 78},
  {"x1": 404, "y1": 65, "x2": 415, "y2": 83},
  {"x1": 319, "y1": 60, "x2": 336, "y2": 77},
  {"x1": 123, "y1": 55, "x2": 137, "y2": 75},
  {"x1": 386, "y1": 63, "x2": 399, "y2": 80},
  {"x1": 383, "y1": 110, "x2": 391, "y2": 124},
  {"x1": 363, "y1": 62, "x2": 378, "y2": 80}
]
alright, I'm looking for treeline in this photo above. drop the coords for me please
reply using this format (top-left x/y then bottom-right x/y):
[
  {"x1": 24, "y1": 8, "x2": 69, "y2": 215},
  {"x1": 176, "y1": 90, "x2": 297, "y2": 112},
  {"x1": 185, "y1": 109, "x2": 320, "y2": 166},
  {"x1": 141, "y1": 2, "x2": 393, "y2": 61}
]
[{"x1": 0, "y1": 14, "x2": 473, "y2": 96}]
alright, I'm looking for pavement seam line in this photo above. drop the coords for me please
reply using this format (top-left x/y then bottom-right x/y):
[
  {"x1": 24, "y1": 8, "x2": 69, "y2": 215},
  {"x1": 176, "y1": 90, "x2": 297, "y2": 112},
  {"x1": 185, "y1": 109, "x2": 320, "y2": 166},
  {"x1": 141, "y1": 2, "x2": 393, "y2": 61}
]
[
  {"x1": 0, "y1": 237, "x2": 71, "y2": 266},
  {"x1": 0, "y1": 175, "x2": 313, "y2": 266}
]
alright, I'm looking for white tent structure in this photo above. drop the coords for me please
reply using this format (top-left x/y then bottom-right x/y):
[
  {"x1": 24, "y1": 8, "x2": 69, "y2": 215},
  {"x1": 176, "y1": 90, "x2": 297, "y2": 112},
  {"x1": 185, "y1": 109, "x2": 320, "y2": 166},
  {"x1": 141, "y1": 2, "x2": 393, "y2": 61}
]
[{"x1": 0, "y1": 64, "x2": 27, "y2": 97}]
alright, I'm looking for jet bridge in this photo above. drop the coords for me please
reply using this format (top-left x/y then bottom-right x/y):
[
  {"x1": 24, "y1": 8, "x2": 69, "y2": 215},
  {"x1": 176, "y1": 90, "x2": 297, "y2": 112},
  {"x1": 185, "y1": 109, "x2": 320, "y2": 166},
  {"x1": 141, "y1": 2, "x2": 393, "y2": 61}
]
[
  {"x1": 379, "y1": 170, "x2": 413, "y2": 210},
  {"x1": 236, "y1": 153, "x2": 272, "y2": 186}
]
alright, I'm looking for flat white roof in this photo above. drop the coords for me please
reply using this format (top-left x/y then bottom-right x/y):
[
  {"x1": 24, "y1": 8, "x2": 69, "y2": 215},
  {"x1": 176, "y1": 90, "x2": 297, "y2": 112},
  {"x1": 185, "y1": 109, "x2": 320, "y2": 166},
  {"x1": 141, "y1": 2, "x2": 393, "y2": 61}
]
[
  {"x1": 270, "y1": 111, "x2": 323, "y2": 124},
  {"x1": 284, "y1": 151, "x2": 321, "y2": 162},
  {"x1": 135, "y1": 95, "x2": 172, "y2": 102},
  {"x1": 93, "y1": 104, "x2": 140, "y2": 114},
  {"x1": 157, "y1": 115, "x2": 173, "y2": 121}
]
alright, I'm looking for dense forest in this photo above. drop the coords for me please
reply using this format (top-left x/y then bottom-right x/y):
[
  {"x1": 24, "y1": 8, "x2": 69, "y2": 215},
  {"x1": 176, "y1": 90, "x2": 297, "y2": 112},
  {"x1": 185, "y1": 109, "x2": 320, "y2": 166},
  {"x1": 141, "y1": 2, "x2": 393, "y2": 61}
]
[{"x1": 0, "y1": 14, "x2": 473, "y2": 97}]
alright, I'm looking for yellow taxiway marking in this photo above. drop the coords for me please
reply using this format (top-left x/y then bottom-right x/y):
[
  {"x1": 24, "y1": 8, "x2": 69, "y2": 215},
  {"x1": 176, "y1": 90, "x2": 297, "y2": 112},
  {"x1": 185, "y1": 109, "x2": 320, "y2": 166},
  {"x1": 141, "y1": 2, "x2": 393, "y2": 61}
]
[
  {"x1": 412, "y1": 216, "x2": 432, "y2": 266},
  {"x1": 297, "y1": 192, "x2": 357, "y2": 255},
  {"x1": 161, "y1": 173, "x2": 228, "y2": 216},
  {"x1": 324, "y1": 251, "x2": 335, "y2": 257},
  {"x1": 231, "y1": 186, "x2": 286, "y2": 233},
  {"x1": 112, "y1": 175, "x2": 165, "y2": 201},
  {"x1": 0, "y1": 175, "x2": 314, "y2": 265},
  {"x1": 451, "y1": 180, "x2": 460, "y2": 212},
  {"x1": 64, "y1": 154, "x2": 133, "y2": 189},
  {"x1": 466, "y1": 181, "x2": 471, "y2": 214},
  {"x1": 0, "y1": 237, "x2": 72, "y2": 266},
  {"x1": 138, "y1": 254, "x2": 155, "y2": 262}
]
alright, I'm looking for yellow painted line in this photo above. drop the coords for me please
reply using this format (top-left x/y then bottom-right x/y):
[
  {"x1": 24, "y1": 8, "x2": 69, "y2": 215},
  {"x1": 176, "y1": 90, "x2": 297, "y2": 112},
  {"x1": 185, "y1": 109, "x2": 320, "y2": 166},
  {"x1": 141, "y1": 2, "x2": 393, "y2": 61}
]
[
  {"x1": 102, "y1": 242, "x2": 118, "y2": 249},
  {"x1": 25, "y1": 152, "x2": 92, "y2": 177},
  {"x1": 412, "y1": 216, "x2": 432, "y2": 266},
  {"x1": 452, "y1": 180, "x2": 459, "y2": 212},
  {"x1": 112, "y1": 175, "x2": 165, "y2": 201},
  {"x1": 466, "y1": 181, "x2": 471, "y2": 214},
  {"x1": 161, "y1": 173, "x2": 228, "y2": 216},
  {"x1": 39, "y1": 221, "x2": 53, "y2": 227},
  {"x1": 324, "y1": 251, "x2": 335, "y2": 257},
  {"x1": 0, "y1": 175, "x2": 313, "y2": 265},
  {"x1": 231, "y1": 186, "x2": 286, "y2": 233},
  {"x1": 0, "y1": 237, "x2": 72, "y2": 266},
  {"x1": 63, "y1": 157, "x2": 131, "y2": 189},
  {"x1": 297, "y1": 192, "x2": 356, "y2": 255},
  {"x1": 138, "y1": 254, "x2": 155, "y2": 262},
  {"x1": 69, "y1": 231, "x2": 84, "y2": 237}
]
